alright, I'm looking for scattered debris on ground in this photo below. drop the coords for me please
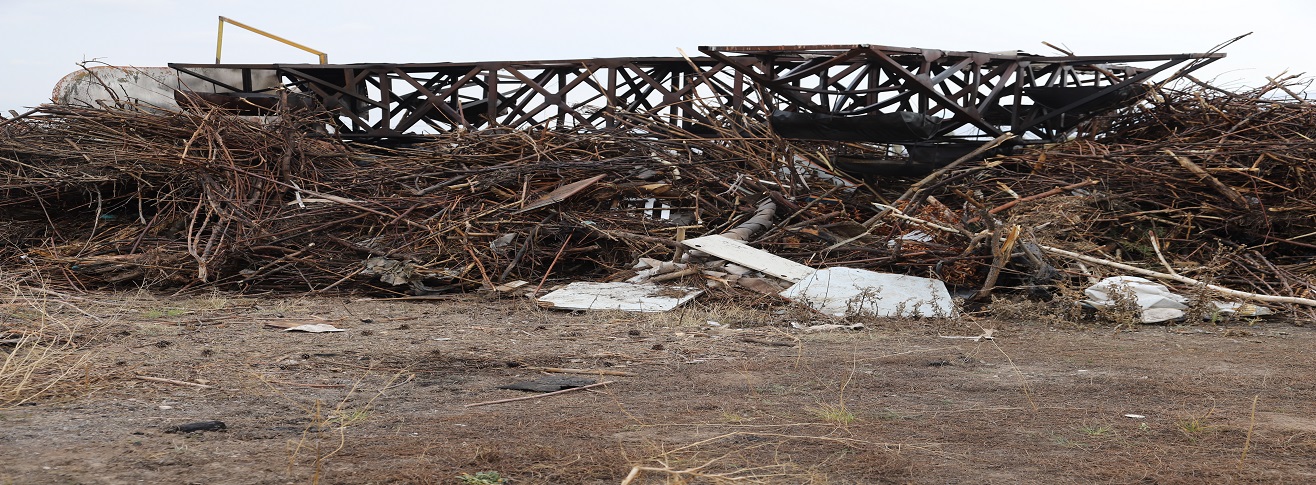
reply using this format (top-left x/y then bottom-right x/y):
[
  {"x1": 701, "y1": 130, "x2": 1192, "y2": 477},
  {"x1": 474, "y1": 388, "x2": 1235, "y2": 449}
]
[
  {"x1": 3, "y1": 51, "x2": 1315, "y2": 483},
  {"x1": 2, "y1": 70, "x2": 1315, "y2": 321}
]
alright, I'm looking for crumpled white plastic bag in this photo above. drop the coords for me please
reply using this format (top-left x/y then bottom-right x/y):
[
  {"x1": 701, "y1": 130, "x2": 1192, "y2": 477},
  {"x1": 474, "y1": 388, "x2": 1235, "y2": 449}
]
[
  {"x1": 1082, "y1": 276, "x2": 1188, "y2": 323},
  {"x1": 1081, "y1": 276, "x2": 1273, "y2": 323}
]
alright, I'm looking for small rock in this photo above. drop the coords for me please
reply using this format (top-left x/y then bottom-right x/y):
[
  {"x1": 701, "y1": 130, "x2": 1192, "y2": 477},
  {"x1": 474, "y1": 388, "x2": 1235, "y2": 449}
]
[{"x1": 166, "y1": 420, "x2": 226, "y2": 433}]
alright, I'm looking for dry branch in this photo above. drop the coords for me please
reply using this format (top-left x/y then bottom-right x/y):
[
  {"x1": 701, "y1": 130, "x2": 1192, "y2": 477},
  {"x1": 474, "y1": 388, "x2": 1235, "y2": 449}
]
[{"x1": 464, "y1": 381, "x2": 614, "y2": 407}]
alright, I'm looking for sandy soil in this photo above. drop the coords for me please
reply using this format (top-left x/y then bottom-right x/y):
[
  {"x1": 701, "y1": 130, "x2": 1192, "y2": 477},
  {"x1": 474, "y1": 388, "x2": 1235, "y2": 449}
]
[{"x1": 2, "y1": 292, "x2": 1314, "y2": 484}]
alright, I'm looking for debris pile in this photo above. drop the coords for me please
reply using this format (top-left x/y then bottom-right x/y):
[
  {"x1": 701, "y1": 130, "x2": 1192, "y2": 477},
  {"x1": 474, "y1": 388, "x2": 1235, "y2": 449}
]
[
  {"x1": 1, "y1": 77, "x2": 1313, "y2": 318},
  {"x1": 980, "y1": 79, "x2": 1316, "y2": 309}
]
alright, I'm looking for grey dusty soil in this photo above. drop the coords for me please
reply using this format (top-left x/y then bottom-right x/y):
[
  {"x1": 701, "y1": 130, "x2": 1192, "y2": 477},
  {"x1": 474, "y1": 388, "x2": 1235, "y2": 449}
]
[{"x1": 2, "y1": 293, "x2": 1314, "y2": 484}]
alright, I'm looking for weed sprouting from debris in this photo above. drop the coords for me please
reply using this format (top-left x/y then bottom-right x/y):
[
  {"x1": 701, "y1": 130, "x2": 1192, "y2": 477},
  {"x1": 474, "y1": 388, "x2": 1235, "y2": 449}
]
[
  {"x1": 1178, "y1": 407, "x2": 1216, "y2": 440},
  {"x1": 810, "y1": 402, "x2": 858, "y2": 425},
  {"x1": 456, "y1": 471, "x2": 507, "y2": 484},
  {"x1": 1078, "y1": 424, "x2": 1115, "y2": 437},
  {"x1": 1093, "y1": 281, "x2": 1142, "y2": 327}
]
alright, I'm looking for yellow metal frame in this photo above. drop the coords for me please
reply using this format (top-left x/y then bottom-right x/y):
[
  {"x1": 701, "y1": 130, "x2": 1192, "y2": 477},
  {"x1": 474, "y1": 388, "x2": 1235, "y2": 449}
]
[{"x1": 215, "y1": 16, "x2": 328, "y2": 64}]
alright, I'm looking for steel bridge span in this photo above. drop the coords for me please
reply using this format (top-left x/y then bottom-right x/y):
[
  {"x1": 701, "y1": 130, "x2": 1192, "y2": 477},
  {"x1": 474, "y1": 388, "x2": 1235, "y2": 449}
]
[{"x1": 168, "y1": 44, "x2": 1222, "y2": 145}]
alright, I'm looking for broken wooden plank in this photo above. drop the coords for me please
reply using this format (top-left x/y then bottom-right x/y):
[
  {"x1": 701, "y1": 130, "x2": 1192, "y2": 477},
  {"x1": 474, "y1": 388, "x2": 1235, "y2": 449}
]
[{"x1": 515, "y1": 174, "x2": 606, "y2": 213}]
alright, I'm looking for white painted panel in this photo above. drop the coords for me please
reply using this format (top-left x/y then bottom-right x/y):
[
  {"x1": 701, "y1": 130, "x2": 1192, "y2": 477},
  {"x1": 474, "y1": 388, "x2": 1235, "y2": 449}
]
[{"x1": 682, "y1": 235, "x2": 815, "y2": 282}]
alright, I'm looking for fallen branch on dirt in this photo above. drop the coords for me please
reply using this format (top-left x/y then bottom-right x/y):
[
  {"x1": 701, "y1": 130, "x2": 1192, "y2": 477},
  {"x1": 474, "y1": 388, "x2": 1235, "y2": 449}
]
[
  {"x1": 135, "y1": 375, "x2": 214, "y2": 389},
  {"x1": 524, "y1": 367, "x2": 637, "y2": 377},
  {"x1": 463, "y1": 380, "x2": 614, "y2": 407},
  {"x1": 620, "y1": 430, "x2": 907, "y2": 484},
  {"x1": 261, "y1": 379, "x2": 348, "y2": 388}
]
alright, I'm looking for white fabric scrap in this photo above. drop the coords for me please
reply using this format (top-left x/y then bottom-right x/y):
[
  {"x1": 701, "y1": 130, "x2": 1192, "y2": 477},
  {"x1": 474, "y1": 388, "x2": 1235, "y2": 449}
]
[
  {"x1": 1082, "y1": 276, "x2": 1188, "y2": 323},
  {"x1": 1082, "y1": 276, "x2": 1273, "y2": 323}
]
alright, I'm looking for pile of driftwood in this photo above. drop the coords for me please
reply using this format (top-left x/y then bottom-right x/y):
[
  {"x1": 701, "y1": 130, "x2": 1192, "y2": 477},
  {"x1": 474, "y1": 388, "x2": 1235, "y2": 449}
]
[
  {"x1": 0, "y1": 78, "x2": 1313, "y2": 314},
  {"x1": 0, "y1": 104, "x2": 876, "y2": 294},
  {"x1": 982, "y1": 78, "x2": 1316, "y2": 307}
]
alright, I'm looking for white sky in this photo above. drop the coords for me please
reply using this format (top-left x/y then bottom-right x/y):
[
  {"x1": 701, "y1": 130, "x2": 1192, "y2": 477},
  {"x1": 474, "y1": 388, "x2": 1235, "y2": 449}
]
[{"x1": 2, "y1": 0, "x2": 1312, "y2": 110}]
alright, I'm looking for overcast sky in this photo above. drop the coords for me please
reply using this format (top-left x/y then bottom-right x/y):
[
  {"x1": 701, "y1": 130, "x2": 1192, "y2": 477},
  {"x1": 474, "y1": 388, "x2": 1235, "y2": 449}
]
[{"x1": 2, "y1": 0, "x2": 1312, "y2": 110}]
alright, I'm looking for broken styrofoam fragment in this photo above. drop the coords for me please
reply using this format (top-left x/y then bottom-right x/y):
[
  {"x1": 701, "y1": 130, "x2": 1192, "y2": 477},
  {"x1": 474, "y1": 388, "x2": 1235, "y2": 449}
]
[
  {"x1": 798, "y1": 322, "x2": 866, "y2": 332},
  {"x1": 633, "y1": 257, "x2": 665, "y2": 270},
  {"x1": 1211, "y1": 301, "x2": 1273, "y2": 317},
  {"x1": 283, "y1": 323, "x2": 346, "y2": 333},
  {"x1": 537, "y1": 282, "x2": 702, "y2": 312},
  {"x1": 682, "y1": 235, "x2": 815, "y2": 282},
  {"x1": 492, "y1": 280, "x2": 529, "y2": 293},
  {"x1": 939, "y1": 329, "x2": 995, "y2": 341},
  {"x1": 780, "y1": 267, "x2": 956, "y2": 318},
  {"x1": 1139, "y1": 308, "x2": 1186, "y2": 324}
]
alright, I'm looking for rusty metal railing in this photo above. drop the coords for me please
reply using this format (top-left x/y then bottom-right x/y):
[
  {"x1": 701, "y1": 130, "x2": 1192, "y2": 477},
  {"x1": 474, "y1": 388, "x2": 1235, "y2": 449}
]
[{"x1": 215, "y1": 16, "x2": 327, "y2": 65}]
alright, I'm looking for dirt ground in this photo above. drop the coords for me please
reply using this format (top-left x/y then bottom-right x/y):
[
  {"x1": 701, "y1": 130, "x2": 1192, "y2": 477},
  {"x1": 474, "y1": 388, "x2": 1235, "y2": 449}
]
[{"x1": 2, "y1": 291, "x2": 1315, "y2": 484}]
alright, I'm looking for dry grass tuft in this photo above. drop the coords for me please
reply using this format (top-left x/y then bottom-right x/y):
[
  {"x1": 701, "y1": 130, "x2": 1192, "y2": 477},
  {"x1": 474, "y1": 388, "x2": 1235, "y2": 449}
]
[
  {"x1": 0, "y1": 327, "x2": 85, "y2": 407},
  {"x1": 0, "y1": 280, "x2": 91, "y2": 407},
  {"x1": 620, "y1": 431, "x2": 913, "y2": 484}
]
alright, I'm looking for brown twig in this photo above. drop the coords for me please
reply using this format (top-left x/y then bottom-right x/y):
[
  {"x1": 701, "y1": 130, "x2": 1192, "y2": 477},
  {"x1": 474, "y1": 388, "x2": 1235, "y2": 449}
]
[
  {"x1": 464, "y1": 381, "x2": 614, "y2": 407},
  {"x1": 524, "y1": 367, "x2": 638, "y2": 377},
  {"x1": 135, "y1": 375, "x2": 214, "y2": 389}
]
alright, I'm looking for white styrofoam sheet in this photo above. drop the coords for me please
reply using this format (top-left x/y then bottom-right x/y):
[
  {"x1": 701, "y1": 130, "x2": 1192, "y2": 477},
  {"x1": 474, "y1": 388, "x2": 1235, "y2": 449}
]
[
  {"x1": 537, "y1": 282, "x2": 702, "y2": 312},
  {"x1": 682, "y1": 235, "x2": 815, "y2": 282},
  {"x1": 781, "y1": 267, "x2": 956, "y2": 318}
]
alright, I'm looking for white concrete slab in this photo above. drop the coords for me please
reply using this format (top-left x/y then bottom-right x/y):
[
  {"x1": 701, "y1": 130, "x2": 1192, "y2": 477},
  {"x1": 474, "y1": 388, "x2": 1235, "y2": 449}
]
[{"x1": 781, "y1": 267, "x2": 956, "y2": 318}]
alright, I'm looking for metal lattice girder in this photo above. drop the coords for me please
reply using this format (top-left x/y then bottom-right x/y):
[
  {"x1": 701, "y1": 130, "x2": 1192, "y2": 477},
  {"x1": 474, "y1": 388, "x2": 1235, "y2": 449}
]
[
  {"x1": 169, "y1": 43, "x2": 1222, "y2": 142},
  {"x1": 175, "y1": 58, "x2": 770, "y2": 140},
  {"x1": 698, "y1": 44, "x2": 1223, "y2": 143}
]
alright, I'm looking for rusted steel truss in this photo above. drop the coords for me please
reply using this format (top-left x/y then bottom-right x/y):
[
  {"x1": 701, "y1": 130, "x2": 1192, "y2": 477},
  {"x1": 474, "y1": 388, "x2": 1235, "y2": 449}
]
[
  {"x1": 171, "y1": 58, "x2": 760, "y2": 140},
  {"x1": 701, "y1": 44, "x2": 1222, "y2": 143},
  {"x1": 169, "y1": 44, "x2": 1221, "y2": 143}
]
